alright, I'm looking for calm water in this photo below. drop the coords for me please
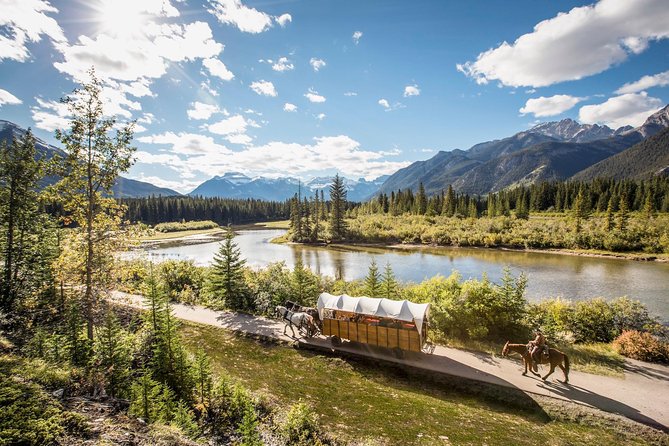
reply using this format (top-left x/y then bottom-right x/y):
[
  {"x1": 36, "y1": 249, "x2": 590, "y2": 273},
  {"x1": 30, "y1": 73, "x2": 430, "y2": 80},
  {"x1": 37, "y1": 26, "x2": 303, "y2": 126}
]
[{"x1": 136, "y1": 229, "x2": 669, "y2": 320}]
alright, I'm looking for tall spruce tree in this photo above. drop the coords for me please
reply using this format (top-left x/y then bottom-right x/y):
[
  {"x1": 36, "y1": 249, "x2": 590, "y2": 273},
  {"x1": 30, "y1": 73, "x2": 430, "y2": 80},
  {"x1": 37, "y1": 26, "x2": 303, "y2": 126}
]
[
  {"x1": 618, "y1": 192, "x2": 630, "y2": 231},
  {"x1": 380, "y1": 262, "x2": 398, "y2": 299},
  {"x1": 209, "y1": 226, "x2": 249, "y2": 310},
  {"x1": 416, "y1": 182, "x2": 428, "y2": 215},
  {"x1": 364, "y1": 259, "x2": 381, "y2": 297},
  {"x1": 573, "y1": 186, "x2": 590, "y2": 233},
  {"x1": 329, "y1": 174, "x2": 348, "y2": 241},
  {"x1": 0, "y1": 131, "x2": 48, "y2": 311},
  {"x1": 94, "y1": 311, "x2": 132, "y2": 397},
  {"x1": 53, "y1": 68, "x2": 135, "y2": 340}
]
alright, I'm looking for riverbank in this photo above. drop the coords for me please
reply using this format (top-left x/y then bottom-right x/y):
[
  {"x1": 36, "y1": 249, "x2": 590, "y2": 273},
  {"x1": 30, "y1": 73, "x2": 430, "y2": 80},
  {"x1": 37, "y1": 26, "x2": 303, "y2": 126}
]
[{"x1": 136, "y1": 220, "x2": 290, "y2": 244}]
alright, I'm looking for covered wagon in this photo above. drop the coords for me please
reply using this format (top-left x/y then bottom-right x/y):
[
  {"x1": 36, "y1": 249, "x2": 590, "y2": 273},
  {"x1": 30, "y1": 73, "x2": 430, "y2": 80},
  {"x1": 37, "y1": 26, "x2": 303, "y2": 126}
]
[{"x1": 316, "y1": 293, "x2": 432, "y2": 353}]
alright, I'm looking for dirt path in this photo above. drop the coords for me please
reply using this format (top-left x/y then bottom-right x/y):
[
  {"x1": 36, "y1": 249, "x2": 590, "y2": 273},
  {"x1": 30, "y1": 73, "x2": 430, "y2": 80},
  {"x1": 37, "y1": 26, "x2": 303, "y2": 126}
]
[{"x1": 111, "y1": 291, "x2": 669, "y2": 430}]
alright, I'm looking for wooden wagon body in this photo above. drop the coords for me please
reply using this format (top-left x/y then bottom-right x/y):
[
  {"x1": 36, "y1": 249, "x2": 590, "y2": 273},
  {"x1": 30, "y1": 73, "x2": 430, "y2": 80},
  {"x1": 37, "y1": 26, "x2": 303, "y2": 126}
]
[{"x1": 317, "y1": 293, "x2": 430, "y2": 353}]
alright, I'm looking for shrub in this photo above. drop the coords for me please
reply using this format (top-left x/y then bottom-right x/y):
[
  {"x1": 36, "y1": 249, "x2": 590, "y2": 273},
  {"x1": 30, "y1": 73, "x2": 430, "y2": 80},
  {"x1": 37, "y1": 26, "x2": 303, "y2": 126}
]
[
  {"x1": 280, "y1": 402, "x2": 323, "y2": 446},
  {"x1": 613, "y1": 330, "x2": 669, "y2": 363},
  {"x1": 154, "y1": 220, "x2": 219, "y2": 233},
  {"x1": 569, "y1": 298, "x2": 616, "y2": 343},
  {"x1": 159, "y1": 260, "x2": 207, "y2": 303}
]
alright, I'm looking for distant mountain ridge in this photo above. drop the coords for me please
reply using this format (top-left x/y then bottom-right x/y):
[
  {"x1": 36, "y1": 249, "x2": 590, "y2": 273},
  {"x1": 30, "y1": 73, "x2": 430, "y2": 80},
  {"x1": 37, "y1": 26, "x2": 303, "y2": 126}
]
[
  {"x1": 377, "y1": 105, "x2": 669, "y2": 196},
  {"x1": 189, "y1": 172, "x2": 388, "y2": 202},
  {"x1": 0, "y1": 120, "x2": 181, "y2": 198}
]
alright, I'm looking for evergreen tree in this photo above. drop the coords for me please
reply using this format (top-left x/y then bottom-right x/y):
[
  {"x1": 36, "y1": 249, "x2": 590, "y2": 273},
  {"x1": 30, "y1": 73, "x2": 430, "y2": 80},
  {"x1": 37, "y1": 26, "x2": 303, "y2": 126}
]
[
  {"x1": 606, "y1": 196, "x2": 615, "y2": 232},
  {"x1": 0, "y1": 131, "x2": 49, "y2": 311},
  {"x1": 311, "y1": 190, "x2": 321, "y2": 241},
  {"x1": 209, "y1": 226, "x2": 249, "y2": 310},
  {"x1": 441, "y1": 185, "x2": 456, "y2": 217},
  {"x1": 289, "y1": 194, "x2": 303, "y2": 241},
  {"x1": 380, "y1": 262, "x2": 398, "y2": 299},
  {"x1": 618, "y1": 192, "x2": 629, "y2": 231},
  {"x1": 142, "y1": 262, "x2": 165, "y2": 332},
  {"x1": 64, "y1": 300, "x2": 91, "y2": 366},
  {"x1": 329, "y1": 174, "x2": 348, "y2": 241},
  {"x1": 194, "y1": 348, "x2": 213, "y2": 409},
  {"x1": 130, "y1": 372, "x2": 173, "y2": 423},
  {"x1": 573, "y1": 186, "x2": 590, "y2": 233},
  {"x1": 643, "y1": 190, "x2": 655, "y2": 219},
  {"x1": 416, "y1": 182, "x2": 427, "y2": 215},
  {"x1": 364, "y1": 259, "x2": 381, "y2": 297},
  {"x1": 291, "y1": 256, "x2": 319, "y2": 305},
  {"x1": 94, "y1": 311, "x2": 132, "y2": 397},
  {"x1": 467, "y1": 200, "x2": 478, "y2": 219},
  {"x1": 52, "y1": 68, "x2": 135, "y2": 339}
]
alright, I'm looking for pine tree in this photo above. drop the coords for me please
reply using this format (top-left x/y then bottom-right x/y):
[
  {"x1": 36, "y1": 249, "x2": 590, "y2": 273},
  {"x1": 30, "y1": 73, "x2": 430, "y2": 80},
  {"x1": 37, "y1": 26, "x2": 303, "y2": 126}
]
[
  {"x1": 94, "y1": 311, "x2": 132, "y2": 397},
  {"x1": 618, "y1": 192, "x2": 629, "y2": 232},
  {"x1": 289, "y1": 194, "x2": 303, "y2": 241},
  {"x1": 52, "y1": 68, "x2": 135, "y2": 339},
  {"x1": 130, "y1": 372, "x2": 173, "y2": 423},
  {"x1": 194, "y1": 348, "x2": 213, "y2": 409},
  {"x1": 643, "y1": 190, "x2": 655, "y2": 219},
  {"x1": 209, "y1": 226, "x2": 248, "y2": 310},
  {"x1": 0, "y1": 130, "x2": 48, "y2": 311},
  {"x1": 364, "y1": 259, "x2": 381, "y2": 297},
  {"x1": 573, "y1": 186, "x2": 590, "y2": 233},
  {"x1": 606, "y1": 196, "x2": 615, "y2": 232},
  {"x1": 311, "y1": 190, "x2": 321, "y2": 242},
  {"x1": 416, "y1": 182, "x2": 427, "y2": 215},
  {"x1": 291, "y1": 257, "x2": 318, "y2": 305},
  {"x1": 329, "y1": 174, "x2": 348, "y2": 241},
  {"x1": 468, "y1": 200, "x2": 478, "y2": 219},
  {"x1": 380, "y1": 262, "x2": 398, "y2": 299},
  {"x1": 142, "y1": 262, "x2": 165, "y2": 332},
  {"x1": 441, "y1": 185, "x2": 456, "y2": 217}
]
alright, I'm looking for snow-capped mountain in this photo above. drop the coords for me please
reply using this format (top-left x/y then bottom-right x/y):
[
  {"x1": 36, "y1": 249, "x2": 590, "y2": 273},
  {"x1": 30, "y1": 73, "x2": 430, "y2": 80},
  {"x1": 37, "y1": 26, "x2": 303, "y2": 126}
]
[
  {"x1": 529, "y1": 118, "x2": 617, "y2": 143},
  {"x1": 189, "y1": 173, "x2": 388, "y2": 202}
]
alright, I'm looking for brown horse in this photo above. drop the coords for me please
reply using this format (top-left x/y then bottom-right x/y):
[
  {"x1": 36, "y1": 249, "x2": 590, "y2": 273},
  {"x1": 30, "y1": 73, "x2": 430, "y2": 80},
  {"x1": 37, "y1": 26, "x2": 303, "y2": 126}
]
[{"x1": 502, "y1": 341, "x2": 570, "y2": 383}]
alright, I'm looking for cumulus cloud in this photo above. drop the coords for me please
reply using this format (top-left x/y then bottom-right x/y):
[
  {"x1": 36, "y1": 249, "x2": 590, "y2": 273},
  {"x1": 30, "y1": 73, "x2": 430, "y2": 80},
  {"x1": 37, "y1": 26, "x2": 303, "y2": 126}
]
[
  {"x1": 208, "y1": 0, "x2": 289, "y2": 33},
  {"x1": 616, "y1": 70, "x2": 669, "y2": 94},
  {"x1": 310, "y1": 58, "x2": 326, "y2": 71},
  {"x1": 316, "y1": 113, "x2": 326, "y2": 121},
  {"x1": 187, "y1": 101, "x2": 223, "y2": 120},
  {"x1": 0, "y1": 89, "x2": 22, "y2": 106},
  {"x1": 207, "y1": 114, "x2": 254, "y2": 135},
  {"x1": 378, "y1": 98, "x2": 390, "y2": 109},
  {"x1": 283, "y1": 103, "x2": 297, "y2": 112},
  {"x1": 0, "y1": 0, "x2": 66, "y2": 62},
  {"x1": 203, "y1": 58, "x2": 234, "y2": 81},
  {"x1": 250, "y1": 80, "x2": 277, "y2": 97},
  {"x1": 30, "y1": 97, "x2": 70, "y2": 132},
  {"x1": 519, "y1": 94, "x2": 583, "y2": 117},
  {"x1": 579, "y1": 92, "x2": 663, "y2": 128},
  {"x1": 276, "y1": 13, "x2": 292, "y2": 27},
  {"x1": 271, "y1": 57, "x2": 294, "y2": 72},
  {"x1": 403, "y1": 84, "x2": 420, "y2": 97},
  {"x1": 138, "y1": 131, "x2": 231, "y2": 156},
  {"x1": 304, "y1": 88, "x2": 326, "y2": 103},
  {"x1": 352, "y1": 31, "x2": 363, "y2": 45},
  {"x1": 457, "y1": 0, "x2": 669, "y2": 87}
]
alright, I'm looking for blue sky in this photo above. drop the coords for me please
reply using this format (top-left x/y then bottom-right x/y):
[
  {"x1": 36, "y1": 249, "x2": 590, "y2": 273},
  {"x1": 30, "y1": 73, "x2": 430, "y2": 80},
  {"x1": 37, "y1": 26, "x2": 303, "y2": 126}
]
[{"x1": 0, "y1": 0, "x2": 668, "y2": 193}]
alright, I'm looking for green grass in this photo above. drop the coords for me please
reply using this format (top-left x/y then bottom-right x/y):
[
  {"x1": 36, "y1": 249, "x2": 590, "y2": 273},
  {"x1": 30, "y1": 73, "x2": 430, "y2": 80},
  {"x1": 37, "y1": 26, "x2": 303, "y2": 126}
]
[{"x1": 180, "y1": 323, "x2": 658, "y2": 446}]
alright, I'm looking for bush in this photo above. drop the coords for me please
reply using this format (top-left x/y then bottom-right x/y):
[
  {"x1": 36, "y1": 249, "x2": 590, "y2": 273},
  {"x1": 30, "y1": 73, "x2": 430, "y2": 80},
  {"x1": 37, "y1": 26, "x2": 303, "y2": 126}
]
[
  {"x1": 613, "y1": 330, "x2": 669, "y2": 363},
  {"x1": 159, "y1": 260, "x2": 207, "y2": 304},
  {"x1": 154, "y1": 220, "x2": 219, "y2": 233},
  {"x1": 279, "y1": 402, "x2": 324, "y2": 446},
  {"x1": 569, "y1": 298, "x2": 616, "y2": 343}
]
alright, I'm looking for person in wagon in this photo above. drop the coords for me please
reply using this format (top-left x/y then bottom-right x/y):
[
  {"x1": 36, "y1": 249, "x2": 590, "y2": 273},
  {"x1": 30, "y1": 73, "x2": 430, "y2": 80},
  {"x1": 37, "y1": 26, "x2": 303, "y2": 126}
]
[{"x1": 529, "y1": 329, "x2": 547, "y2": 372}]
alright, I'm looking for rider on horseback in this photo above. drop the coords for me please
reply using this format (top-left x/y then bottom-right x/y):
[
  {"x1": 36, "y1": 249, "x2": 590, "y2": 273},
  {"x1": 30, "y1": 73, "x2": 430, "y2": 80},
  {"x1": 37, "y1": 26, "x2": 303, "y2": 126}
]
[{"x1": 529, "y1": 329, "x2": 547, "y2": 373}]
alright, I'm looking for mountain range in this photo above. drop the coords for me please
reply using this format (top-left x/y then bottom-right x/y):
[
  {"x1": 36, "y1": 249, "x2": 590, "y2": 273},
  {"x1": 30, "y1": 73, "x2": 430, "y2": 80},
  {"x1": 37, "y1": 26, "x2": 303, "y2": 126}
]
[
  {"x1": 0, "y1": 121, "x2": 181, "y2": 198},
  {"x1": 189, "y1": 172, "x2": 388, "y2": 202},
  {"x1": 377, "y1": 105, "x2": 669, "y2": 196}
]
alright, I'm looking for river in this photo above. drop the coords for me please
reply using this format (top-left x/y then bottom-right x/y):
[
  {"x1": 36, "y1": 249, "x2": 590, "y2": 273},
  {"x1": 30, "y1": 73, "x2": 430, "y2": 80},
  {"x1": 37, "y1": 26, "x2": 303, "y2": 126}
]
[{"x1": 135, "y1": 229, "x2": 669, "y2": 320}]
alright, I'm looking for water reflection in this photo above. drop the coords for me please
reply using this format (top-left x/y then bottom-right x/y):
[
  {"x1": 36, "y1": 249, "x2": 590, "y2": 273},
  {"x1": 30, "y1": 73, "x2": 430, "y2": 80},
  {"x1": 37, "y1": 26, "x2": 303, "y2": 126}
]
[{"x1": 133, "y1": 229, "x2": 669, "y2": 320}]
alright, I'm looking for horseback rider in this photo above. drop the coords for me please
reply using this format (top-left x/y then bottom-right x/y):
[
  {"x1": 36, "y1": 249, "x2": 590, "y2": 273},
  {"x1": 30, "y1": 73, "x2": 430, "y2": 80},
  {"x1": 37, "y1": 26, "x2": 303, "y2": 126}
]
[{"x1": 529, "y1": 329, "x2": 547, "y2": 372}]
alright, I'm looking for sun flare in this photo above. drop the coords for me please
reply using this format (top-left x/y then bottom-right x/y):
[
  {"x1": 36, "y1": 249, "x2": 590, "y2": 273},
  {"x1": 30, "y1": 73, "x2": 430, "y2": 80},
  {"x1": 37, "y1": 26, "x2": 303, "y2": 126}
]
[{"x1": 96, "y1": 0, "x2": 148, "y2": 38}]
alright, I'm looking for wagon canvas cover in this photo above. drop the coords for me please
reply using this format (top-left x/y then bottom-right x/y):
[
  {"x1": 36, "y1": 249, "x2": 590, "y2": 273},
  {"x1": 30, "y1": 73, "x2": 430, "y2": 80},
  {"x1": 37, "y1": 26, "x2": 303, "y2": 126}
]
[{"x1": 317, "y1": 293, "x2": 430, "y2": 338}]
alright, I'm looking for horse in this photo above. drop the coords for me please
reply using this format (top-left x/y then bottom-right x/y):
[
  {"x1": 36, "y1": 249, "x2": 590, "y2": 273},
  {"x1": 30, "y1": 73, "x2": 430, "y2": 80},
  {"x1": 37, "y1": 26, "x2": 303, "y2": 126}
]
[
  {"x1": 502, "y1": 341, "x2": 570, "y2": 383},
  {"x1": 275, "y1": 305, "x2": 316, "y2": 338}
]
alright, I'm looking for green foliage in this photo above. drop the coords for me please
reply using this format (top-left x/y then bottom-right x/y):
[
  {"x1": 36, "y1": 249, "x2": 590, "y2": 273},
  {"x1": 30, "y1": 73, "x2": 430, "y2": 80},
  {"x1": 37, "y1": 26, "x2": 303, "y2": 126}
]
[
  {"x1": 209, "y1": 227, "x2": 250, "y2": 311},
  {"x1": 130, "y1": 372, "x2": 174, "y2": 423},
  {"x1": 570, "y1": 298, "x2": 616, "y2": 343},
  {"x1": 379, "y1": 262, "x2": 398, "y2": 299},
  {"x1": 245, "y1": 262, "x2": 293, "y2": 315},
  {"x1": 170, "y1": 401, "x2": 200, "y2": 439},
  {"x1": 290, "y1": 257, "x2": 321, "y2": 306},
  {"x1": 93, "y1": 311, "x2": 133, "y2": 397},
  {"x1": 159, "y1": 260, "x2": 206, "y2": 304},
  {"x1": 613, "y1": 330, "x2": 669, "y2": 363},
  {"x1": 154, "y1": 220, "x2": 219, "y2": 233},
  {"x1": 364, "y1": 259, "x2": 381, "y2": 297},
  {"x1": 193, "y1": 348, "x2": 213, "y2": 410},
  {"x1": 280, "y1": 402, "x2": 323, "y2": 446},
  {"x1": 329, "y1": 174, "x2": 348, "y2": 241}
]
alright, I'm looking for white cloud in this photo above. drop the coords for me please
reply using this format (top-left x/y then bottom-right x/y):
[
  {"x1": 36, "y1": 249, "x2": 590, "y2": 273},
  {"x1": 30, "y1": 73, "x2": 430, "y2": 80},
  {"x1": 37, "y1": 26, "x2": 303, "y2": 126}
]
[
  {"x1": 0, "y1": 89, "x2": 22, "y2": 106},
  {"x1": 457, "y1": 0, "x2": 669, "y2": 87},
  {"x1": 208, "y1": 0, "x2": 288, "y2": 33},
  {"x1": 0, "y1": 0, "x2": 66, "y2": 62},
  {"x1": 378, "y1": 99, "x2": 390, "y2": 109},
  {"x1": 30, "y1": 98, "x2": 70, "y2": 132},
  {"x1": 403, "y1": 84, "x2": 420, "y2": 97},
  {"x1": 579, "y1": 92, "x2": 663, "y2": 128},
  {"x1": 616, "y1": 70, "x2": 669, "y2": 94},
  {"x1": 200, "y1": 79, "x2": 219, "y2": 97},
  {"x1": 207, "y1": 114, "x2": 252, "y2": 135},
  {"x1": 225, "y1": 133, "x2": 253, "y2": 145},
  {"x1": 519, "y1": 94, "x2": 583, "y2": 117},
  {"x1": 272, "y1": 57, "x2": 294, "y2": 72},
  {"x1": 138, "y1": 132, "x2": 231, "y2": 156},
  {"x1": 316, "y1": 113, "x2": 326, "y2": 121},
  {"x1": 283, "y1": 103, "x2": 297, "y2": 112},
  {"x1": 344, "y1": 91, "x2": 358, "y2": 97},
  {"x1": 133, "y1": 174, "x2": 199, "y2": 194},
  {"x1": 310, "y1": 58, "x2": 326, "y2": 71},
  {"x1": 203, "y1": 58, "x2": 234, "y2": 81},
  {"x1": 305, "y1": 88, "x2": 326, "y2": 103},
  {"x1": 250, "y1": 80, "x2": 277, "y2": 97},
  {"x1": 187, "y1": 101, "x2": 222, "y2": 120},
  {"x1": 352, "y1": 31, "x2": 363, "y2": 45},
  {"x1": 276, "y1": 13, "x2": 292, "y2": 27}
]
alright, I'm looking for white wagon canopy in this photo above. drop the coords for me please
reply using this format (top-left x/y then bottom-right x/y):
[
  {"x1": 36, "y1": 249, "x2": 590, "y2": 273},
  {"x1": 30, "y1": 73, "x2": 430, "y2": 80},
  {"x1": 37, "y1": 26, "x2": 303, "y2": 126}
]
[{"x1": 317, "y1": 293, "x2": 431, "y2": 344}]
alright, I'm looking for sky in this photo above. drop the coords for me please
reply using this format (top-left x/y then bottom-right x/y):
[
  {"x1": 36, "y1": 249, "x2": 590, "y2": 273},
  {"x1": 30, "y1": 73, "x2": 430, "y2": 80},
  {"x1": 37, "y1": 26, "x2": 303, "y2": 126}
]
[{"x1": 0, "y1": 0, "x2": 668, "y2": 193}]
